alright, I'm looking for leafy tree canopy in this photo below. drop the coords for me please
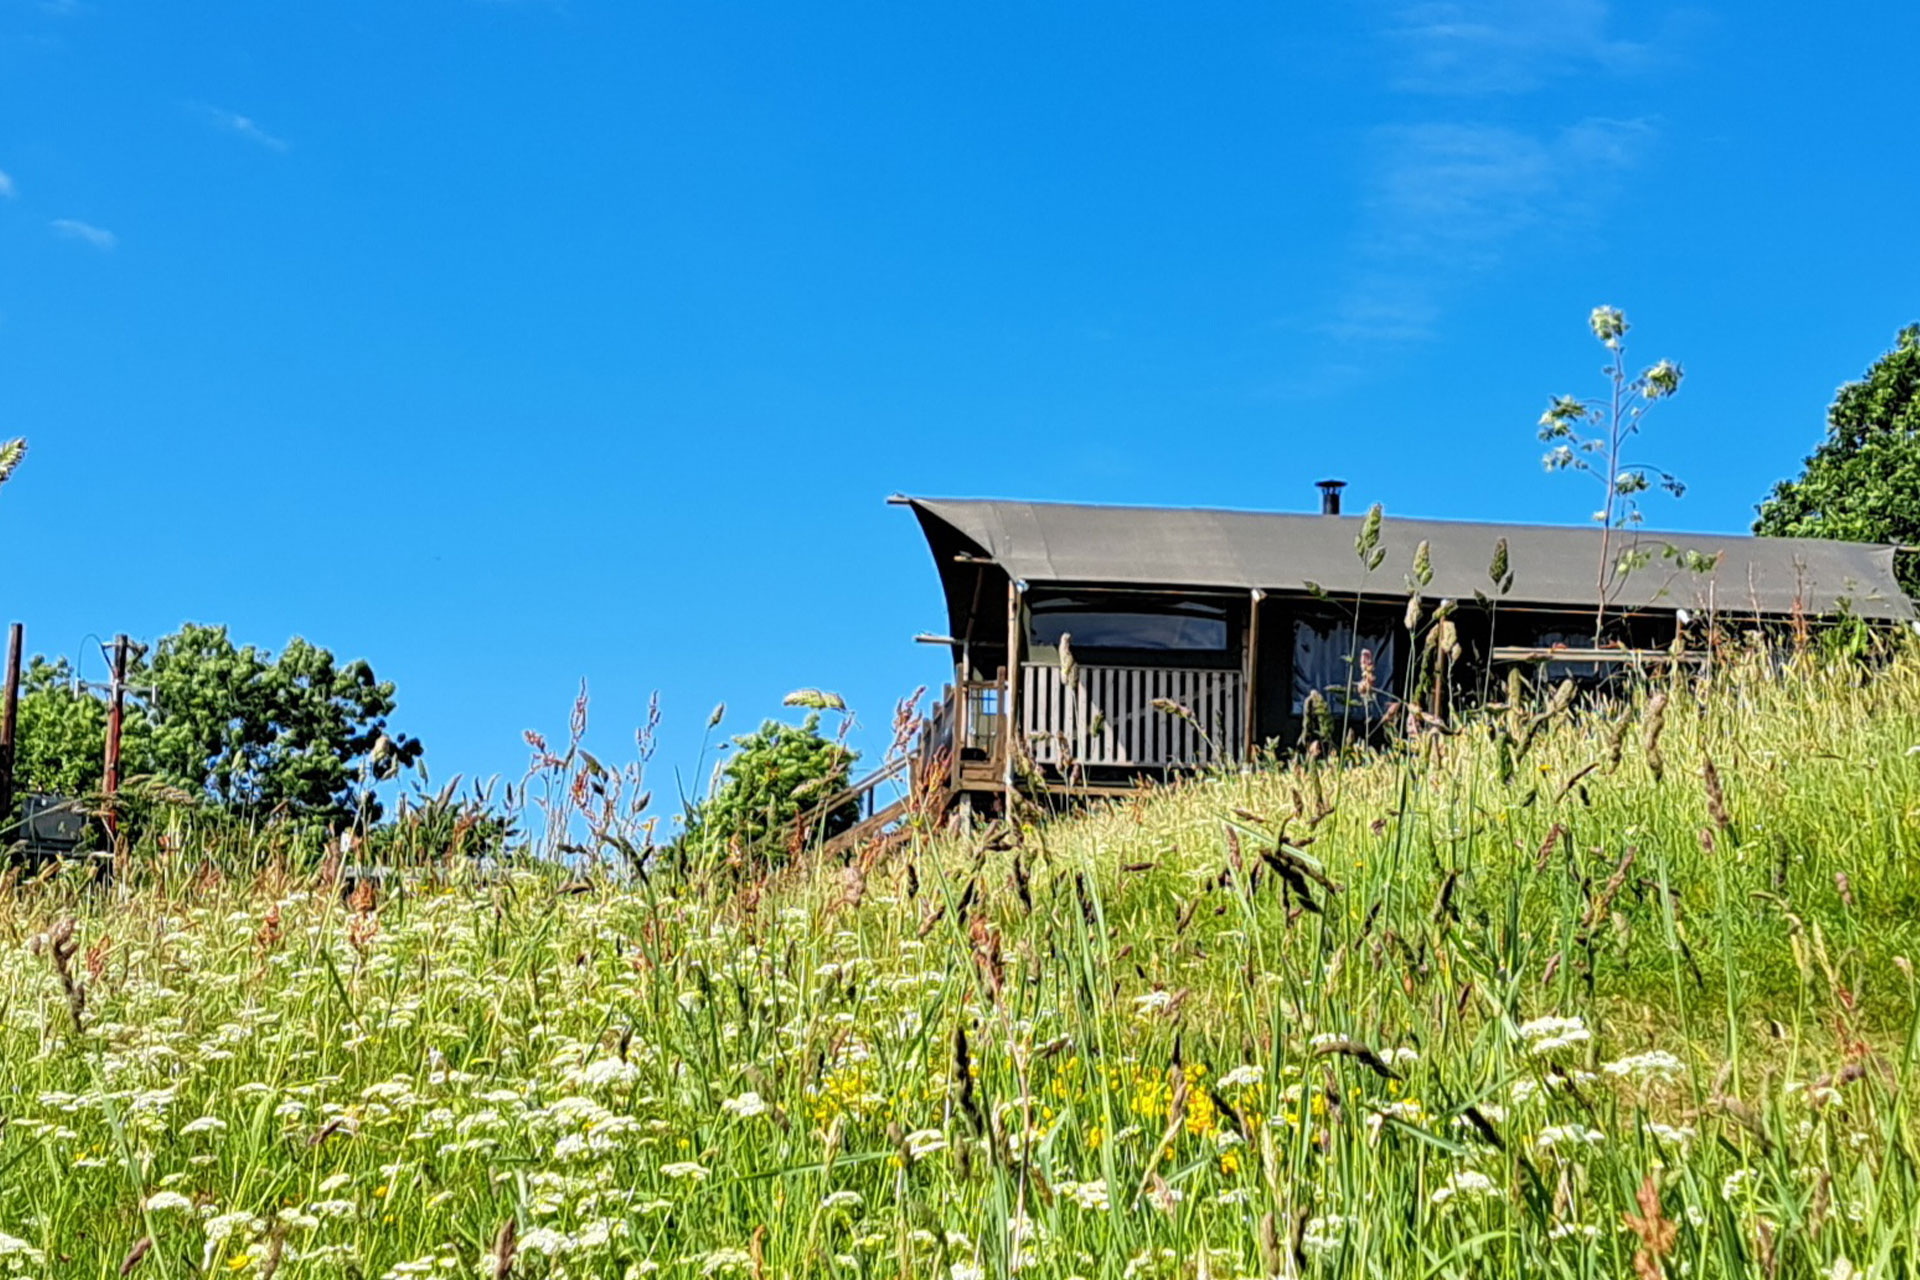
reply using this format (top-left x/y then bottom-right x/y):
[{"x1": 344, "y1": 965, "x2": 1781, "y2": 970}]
[
  {"x1": 13, "y1": 623, "x2": 421, "y2": 824},
  {"x1": 681, "y1": 713, "x2": 857, "y2": 863},
  {"x1": 14, "y1": 658, "x2": 122, "y2": 798},
  {"x1": 1755, "y1": 325, "x2": 1920, "y2": 593}
]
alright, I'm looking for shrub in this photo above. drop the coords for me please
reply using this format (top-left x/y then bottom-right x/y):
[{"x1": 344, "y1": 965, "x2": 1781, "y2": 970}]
[{"x1": 681, "y1": 713, "x2": 858, "y2": 863}]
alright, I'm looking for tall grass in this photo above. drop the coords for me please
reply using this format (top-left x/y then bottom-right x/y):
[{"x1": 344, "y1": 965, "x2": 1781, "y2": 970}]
[{"x1": 1, "y1": 641, "x2": 1917, "y2": 1278}]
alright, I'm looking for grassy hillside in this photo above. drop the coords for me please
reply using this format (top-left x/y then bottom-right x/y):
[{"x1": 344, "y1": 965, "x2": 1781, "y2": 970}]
[{"x1": 3, "y1": 643, "x2": 1919, "y2": 1279}]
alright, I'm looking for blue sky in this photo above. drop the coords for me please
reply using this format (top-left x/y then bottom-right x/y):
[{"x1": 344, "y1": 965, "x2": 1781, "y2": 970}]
[{"x1": 3, "y1": 1, "x2": 1917, "y2": 808}]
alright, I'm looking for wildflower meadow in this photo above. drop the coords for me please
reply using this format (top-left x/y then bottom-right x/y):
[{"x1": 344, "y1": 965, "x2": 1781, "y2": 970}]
[{"x1": 3, "y1": 640, "x2": 1919, "y2": 1279}]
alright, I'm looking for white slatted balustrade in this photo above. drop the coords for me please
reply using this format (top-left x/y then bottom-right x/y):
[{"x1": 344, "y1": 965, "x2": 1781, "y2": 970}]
[{"x1": 1020, "y1": 664, "x2": 1242, "y2": 768}]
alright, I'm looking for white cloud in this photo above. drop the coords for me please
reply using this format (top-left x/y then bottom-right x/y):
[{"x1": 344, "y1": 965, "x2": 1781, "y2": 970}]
[
  {"x1": 198, "y1": 105, "x2": 289, "y2": 152},
  {"x1": 0, "y1": 169, "x2": 14, "y2": 199},
  {"x1": 1308, "y1": 0, "x2": 1679, "y2": 345},
  {"x1": 1324, "y1": 117, "x2": 1651, "y2": 343},
  {"x1": 1384, "y1": 0, "x2": 1659, "y2": 94},
  {"x1": 1366, "y1": 122, "x2": 1559, "y2": 261},
  {"x1": 50, "y1": 218, "x2": 116, "y2": 250},
  {"x1": 1320, "y1": 284, "x2": 1443, "y2": 345},
  {"x1": 1368, "y1": 117, "x2": 1652, "y2": 259}
]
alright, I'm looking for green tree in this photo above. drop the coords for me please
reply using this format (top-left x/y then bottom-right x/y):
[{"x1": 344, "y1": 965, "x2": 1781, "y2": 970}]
[
  {"x1": 13, "y1": 624, "x2": 421, "y2": 824},
  {"x1": 13, "y1": 658, "x2": 135, "y2": 797},
  {"x1": 682, "y1": 713, "x2": 858, "y2": 863},
  {"x1": 1754, "y1": 325, "x2": 1920, "y2": 594}
]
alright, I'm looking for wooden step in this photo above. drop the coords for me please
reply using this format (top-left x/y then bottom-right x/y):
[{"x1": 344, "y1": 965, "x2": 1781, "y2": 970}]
[{"x1": 819, "y1": 796, "x2": 914, "y2": 856}]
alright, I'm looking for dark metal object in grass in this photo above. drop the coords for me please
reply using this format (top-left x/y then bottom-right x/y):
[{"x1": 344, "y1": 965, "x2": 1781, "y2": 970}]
[{"x1": 18, "y1": 793, "x2": 86, "y2": 863}]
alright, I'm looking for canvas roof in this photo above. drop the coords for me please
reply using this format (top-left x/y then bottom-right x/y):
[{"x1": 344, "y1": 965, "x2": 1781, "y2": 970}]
[{"x1": 904, "y1": 496, "x2": 1915, "y2": 621}]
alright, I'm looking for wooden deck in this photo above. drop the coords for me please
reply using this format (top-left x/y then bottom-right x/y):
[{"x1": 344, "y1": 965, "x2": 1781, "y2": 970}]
[{"x1": 798, "y1": 662, "x2": 1240, "y2": 854}]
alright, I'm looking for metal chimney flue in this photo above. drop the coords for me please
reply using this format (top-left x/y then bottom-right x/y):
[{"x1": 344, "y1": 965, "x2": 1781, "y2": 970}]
[{"x1": 1316, "y1": 479, "x2": 1347, "y2": 516}]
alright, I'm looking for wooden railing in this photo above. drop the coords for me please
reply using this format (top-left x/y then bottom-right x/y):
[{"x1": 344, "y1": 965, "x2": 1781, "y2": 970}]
[
  {"x1": 795, "y1": 695, "x2": 974, "y2": 853},
  {"x1": 792, "y1": 664, "x2": 1241, "y2": 847},
  {"x1": 793, "y1": 755, "x2": 910, "y2": 842},
  {"x1": 925, "y1": 681, "x2": 1001, "y2": 765},
  {"x1": 1020, "y1": 663, "x2": 1242, "y2": 768}
]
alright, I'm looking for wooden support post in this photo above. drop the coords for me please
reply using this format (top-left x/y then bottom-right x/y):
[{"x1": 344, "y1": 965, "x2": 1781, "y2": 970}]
[
  {"x1": 102, "y1": 634, "x2": 129, "y2": 844},
  {"x1": 0, "y1": 622, "x2": 20, "y2": 828},
  {"x1": 1243, "y1": 590, "x2": 1263, "y2": 762},
  {"x1": 1002, "y1": 578, "x2": 1022, "y2": 789},
  {"x1": 947, "y1": 681, "x2": 963, "y2": 797}
]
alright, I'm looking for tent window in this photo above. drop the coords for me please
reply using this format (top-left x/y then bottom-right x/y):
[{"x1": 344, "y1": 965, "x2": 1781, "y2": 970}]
[
  {"x1": 1291, "y1": 621, "x2": 1395, "y2": 715},
  {"x1": 1030, "y1": 603, "x2": 1228, "y2": 652}
]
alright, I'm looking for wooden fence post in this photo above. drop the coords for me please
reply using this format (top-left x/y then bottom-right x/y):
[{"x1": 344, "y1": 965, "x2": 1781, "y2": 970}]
[
  {"x1": 0, "y1": 622, "x2": 20, "y2": 828},
  {"x1": 102, "y1": 634, "x2": 129, "y2": 844}
]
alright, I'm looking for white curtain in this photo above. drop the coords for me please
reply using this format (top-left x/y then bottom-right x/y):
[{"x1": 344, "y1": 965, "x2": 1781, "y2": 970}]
[{"x1": 1291, "y1": 620, "x2": 1395, "y2": 716}]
